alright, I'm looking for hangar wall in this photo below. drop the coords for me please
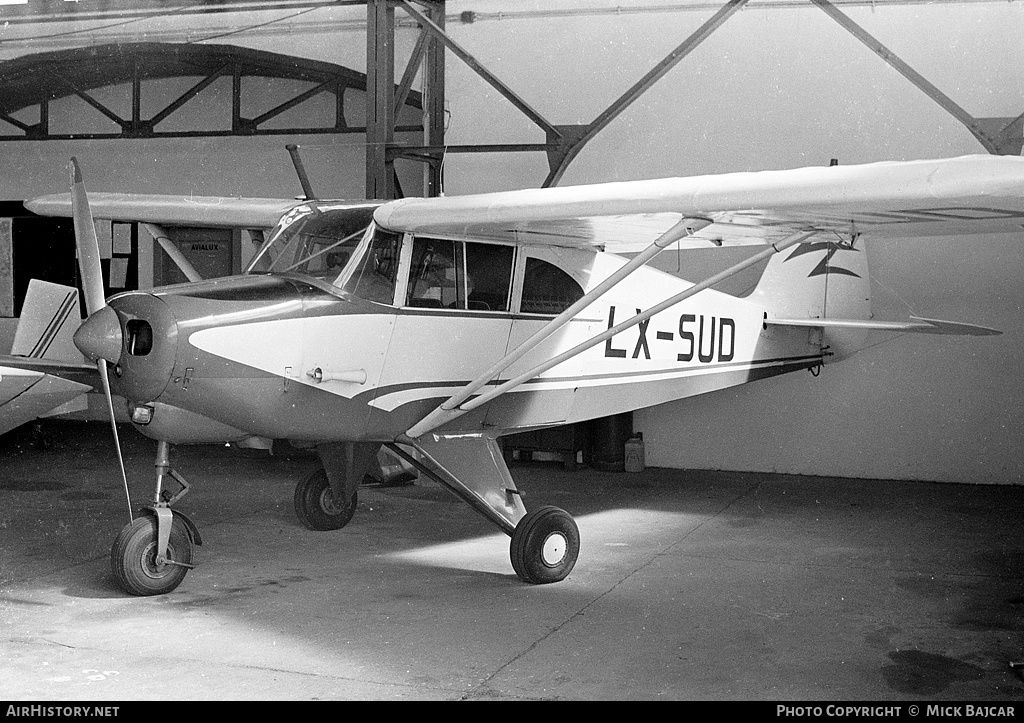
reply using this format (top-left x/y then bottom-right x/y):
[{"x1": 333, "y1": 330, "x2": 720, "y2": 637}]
[{"x1": 2, "y1": 0, "x2": 1022, "y2": 484}]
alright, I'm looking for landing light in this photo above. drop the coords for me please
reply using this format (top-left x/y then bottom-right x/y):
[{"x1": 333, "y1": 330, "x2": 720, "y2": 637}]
[{"x1": 129, "y1": 403, "x2": 154, "y2": 425}]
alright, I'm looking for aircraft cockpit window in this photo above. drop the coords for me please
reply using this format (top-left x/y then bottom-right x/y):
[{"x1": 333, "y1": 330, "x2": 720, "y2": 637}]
[
  {"x1": 466, "y1": 242, "x2": 514, "y2": 311},
  {"x1": 337, "y1": 226, "x2": 402, "y2": 305},
  {"x1": 407, "y1": 238, "x2": 462, "y2": 309},
  {"x1": 520, "y1": 257, "x2": 584, "y2": 315},
  {"x1": 250, "y1": 204, "x2": 378, "y2": 279},
  {"x1": 405, "y1": 238, "x2": 514, "y2": 311}
]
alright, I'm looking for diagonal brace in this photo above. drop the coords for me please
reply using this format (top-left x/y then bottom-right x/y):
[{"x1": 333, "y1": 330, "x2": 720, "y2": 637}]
[
  {"x1": 407, "y1": 230, "x2": 817, "y2": 439},
  {"x1": 398, "y1": 0, "x2": 559, "y2": 138},
  {"x1": 405, "y1": 216, "x2": 713, "y2": 439}
]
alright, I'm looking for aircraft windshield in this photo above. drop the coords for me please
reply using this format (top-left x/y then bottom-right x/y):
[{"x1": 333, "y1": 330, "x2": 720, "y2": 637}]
[{"x1": 249, "y1": 203, "x2": 379, "y2": 280}]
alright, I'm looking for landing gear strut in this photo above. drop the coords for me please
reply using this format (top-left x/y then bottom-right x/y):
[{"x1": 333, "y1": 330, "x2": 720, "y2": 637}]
[
  {"x1": 388, "y1": 437, "x2": 581, "y2": 585},
  {"x1": 110, "y1": 513, "x2": 194, "y2": 596},
  {"x1": 294, "y1": 467, "x2": 357, "y2": 531},
  {"x1": 292, "y1": 441, "x2": 373, "y2": 532},
  {"x1": 110, "y1": 440, "x2": 201, "y2": 596}
]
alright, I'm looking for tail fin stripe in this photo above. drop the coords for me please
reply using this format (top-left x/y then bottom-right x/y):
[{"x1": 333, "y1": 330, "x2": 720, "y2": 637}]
[{"x1": 29, "y1": 290, "x2": 77, "y2": 358}]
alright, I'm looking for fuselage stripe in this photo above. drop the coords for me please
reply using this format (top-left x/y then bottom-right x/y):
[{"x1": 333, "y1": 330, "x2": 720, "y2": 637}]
[{"x1": 366, "y1": 353, "x2": 822, "y2": 411}]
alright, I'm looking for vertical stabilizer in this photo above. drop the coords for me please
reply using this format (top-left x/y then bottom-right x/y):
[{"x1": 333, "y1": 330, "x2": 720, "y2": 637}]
[
  {"x1": 12, "y1": 280, "x2": 82, "y2": 361},
  {"x1": 748, "y1": 238, "x2": 871, "y2": 361},
  {"x1": 8, "y1": 280, "x2": 88, "y2": 418}
]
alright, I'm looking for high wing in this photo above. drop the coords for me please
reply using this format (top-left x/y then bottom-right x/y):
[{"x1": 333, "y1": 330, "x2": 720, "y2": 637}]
[
  {"x1": 25, "y1": 156, "x2": 1024, "y2": 250},
  {"x1": 373, "y1": 155, "x2": 1024, "y2": 250},
  {"x1": 24, "y1": 193, "x2": 303, "y2": 230},
  {"x1": 385, "y1": 155, "x2": 1024, "y2": 439},
  {"x1": 25, "y1": 192, "x2": 309, "y2": 282}
]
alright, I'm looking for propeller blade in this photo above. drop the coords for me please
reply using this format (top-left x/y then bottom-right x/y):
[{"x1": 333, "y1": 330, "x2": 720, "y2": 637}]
[
  {"x1": 69, "y1": 159, "x2": 132, "y2": 521},
  {"x1": 97, "y1": 359, "x2": 133, "y2": 523},
  {"x1": 69, "y1": 158, "x2": 106, "y2": 317}
]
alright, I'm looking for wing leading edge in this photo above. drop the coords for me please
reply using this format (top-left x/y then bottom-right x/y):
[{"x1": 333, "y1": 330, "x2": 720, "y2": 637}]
[
  {"x1": 24, "y1": 156, "x2": 1024, "y2": 250},
  {"x1": 373, "y1": 155, "x2": 1024, "y2": 250},
  {"x1": 25, "y1": 193, "x2": 303, "y2": 230}
]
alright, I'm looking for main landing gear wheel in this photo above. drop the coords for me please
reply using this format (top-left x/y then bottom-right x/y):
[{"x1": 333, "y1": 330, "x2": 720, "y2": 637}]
[
  {"x1": 294, "y1": 468, "x2": 357, "y2": 531},
  {"x1": 510, "y1": 506, "x2": 580, "y2": 584},
  {"x1": 110, "y1": 515, "x2": 194, "y2": 596}
]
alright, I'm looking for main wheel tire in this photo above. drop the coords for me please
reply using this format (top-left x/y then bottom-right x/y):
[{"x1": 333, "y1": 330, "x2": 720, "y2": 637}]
[
  {"x1": 110, "y1": 515, "x2": 193, "y2": 596},
  {"x1": 510, "y1": 506, "x2": 580, "y2": 584},
  {"x1": 294, "y1": 468, "x2": 357, "y2": 531}
]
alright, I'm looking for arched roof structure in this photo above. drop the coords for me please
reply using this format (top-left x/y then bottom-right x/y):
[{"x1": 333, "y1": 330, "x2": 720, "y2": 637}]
[{"x1": 0, "y1": 41, "x2": 422, "y2": 140}]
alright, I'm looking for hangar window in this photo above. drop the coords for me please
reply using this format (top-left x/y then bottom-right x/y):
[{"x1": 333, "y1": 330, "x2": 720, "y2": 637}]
[{"x1": 520, "y1": 257, "x2": 584, "y2": 315}]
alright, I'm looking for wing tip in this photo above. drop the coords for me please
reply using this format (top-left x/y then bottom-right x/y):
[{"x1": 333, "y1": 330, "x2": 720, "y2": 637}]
[{"x1": 910, "y1": 317, "x2": 1002, "y2": 336}]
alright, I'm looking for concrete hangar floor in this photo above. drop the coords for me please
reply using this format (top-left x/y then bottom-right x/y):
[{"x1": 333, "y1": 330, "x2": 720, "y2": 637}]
[{"x1": 1, "y1": 420, "x2": 1023, "y2": 701}]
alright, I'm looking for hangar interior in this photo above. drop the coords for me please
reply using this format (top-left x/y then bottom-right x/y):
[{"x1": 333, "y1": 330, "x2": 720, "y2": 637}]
[
  {"x1": 1, "y1": 0, "x2": 1022, "y2": 484},
  {"x1": 2, "y1": 0, "x2": 1024, "y2": 703}
]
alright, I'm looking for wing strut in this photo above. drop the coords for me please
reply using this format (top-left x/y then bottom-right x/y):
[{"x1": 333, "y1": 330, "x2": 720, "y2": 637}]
[
  {"x1": 404, "y1": 216, "x2": 711, "y2": 439},
  {"x1": 405, "y1": 227, "x2": 817, "y2": 440},
  {"x1": 142, "y1": 223, "x2": 203, "y2": 282}
]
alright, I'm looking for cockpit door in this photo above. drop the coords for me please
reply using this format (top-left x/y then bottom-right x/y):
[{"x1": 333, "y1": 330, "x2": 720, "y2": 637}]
[{"x1": 372, "y1": 236, "x2": 515, "y2": 435}]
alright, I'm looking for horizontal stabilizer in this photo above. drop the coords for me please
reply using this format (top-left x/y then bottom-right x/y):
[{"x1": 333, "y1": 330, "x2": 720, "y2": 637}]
[
  {"x1": 766, "y1": 316, "x2": 1001, "y2": 336},
  {"x1": 0, "y1": 366, "x2": 92, "y2": 436}
]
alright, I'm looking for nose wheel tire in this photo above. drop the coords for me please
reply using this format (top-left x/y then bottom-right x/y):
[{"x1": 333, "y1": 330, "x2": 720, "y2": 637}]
[
  {"x1": 294, "y1": 468, "x2": 357, "y2": 531},
  {"x1": 111, "y1": 515, "x2": 194, "y2": 596},
  {"x1": 510, "y1": 506, "x2": 580, "y2": 584}
]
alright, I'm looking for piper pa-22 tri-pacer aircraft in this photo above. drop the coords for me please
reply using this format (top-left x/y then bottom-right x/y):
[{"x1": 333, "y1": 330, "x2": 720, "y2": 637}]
[{"x1": 5, "y1": 153, "x2": 1021, "y2": 596}]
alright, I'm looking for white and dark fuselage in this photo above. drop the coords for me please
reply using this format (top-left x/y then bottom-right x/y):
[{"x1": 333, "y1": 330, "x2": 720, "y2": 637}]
[{"x1": 88, "y1": 207, "x2": 839, "y2": 446}]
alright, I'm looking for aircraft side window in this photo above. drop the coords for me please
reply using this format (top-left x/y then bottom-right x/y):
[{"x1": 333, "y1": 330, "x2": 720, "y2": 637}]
[
  {"x1": 339, "y1": 227, "x2": 402, "y2": 304},
  {"x1": 406, "y1": 238, "x2": 466, "y2": 309},
  {"x1": 520, "y1": 257, "x2": 584, "y2": 315},
  {"x1": 465, "y1": 242, "x2": 514, "y2": 312}
]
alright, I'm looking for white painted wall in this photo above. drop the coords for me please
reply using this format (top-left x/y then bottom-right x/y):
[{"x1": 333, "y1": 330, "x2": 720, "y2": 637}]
[
  {"x1": 0, "y1": 135, "x2": 367, "y2": 201},
  {"x1": 436, "y1": 0, "x2": 1024, "y2": 485},
  {"x1": 2, "y1": 0, "x2": 1022, "y2": 483}
]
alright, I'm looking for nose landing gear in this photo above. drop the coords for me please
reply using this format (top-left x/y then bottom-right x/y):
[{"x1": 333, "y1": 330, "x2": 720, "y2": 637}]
[
  {"x1": 109, "y1": 441, "x2": 201, "y2": 596},
  {"x1": 110, "y1": 512, "x2": 194, "y2": 596}
]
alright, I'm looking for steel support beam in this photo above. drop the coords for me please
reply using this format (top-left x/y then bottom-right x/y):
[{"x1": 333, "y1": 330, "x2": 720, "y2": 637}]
[
  {"x1": 542, "y1": 0, "x2": 751, "y2": 187},
  {"x1": 383, "y1": 0, "x2": 749, "y2": 190},
  {"x1": 366, "y1": 0, "x2": 447, "y2": 199},
  {"x1": 366, "y1": 0, "x2": 397, "y2": 199},
  {"x1": 376, "y1": 0, "x2": 1023, "y2": 195},
  {"x1": 422, "y1": 1, "x2": 446, "y2": 198},
  {"x1": 812, "y1": 0, "x2": 1023, "y2": 156}
]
